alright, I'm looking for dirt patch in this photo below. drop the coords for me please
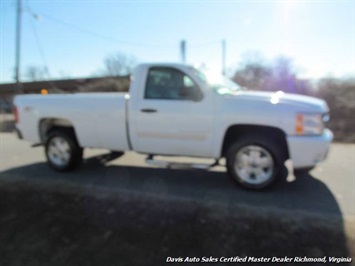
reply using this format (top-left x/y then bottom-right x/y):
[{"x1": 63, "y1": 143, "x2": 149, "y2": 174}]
[{"x1": 0, "y1": 176, "x2": 353, "y2": 266}]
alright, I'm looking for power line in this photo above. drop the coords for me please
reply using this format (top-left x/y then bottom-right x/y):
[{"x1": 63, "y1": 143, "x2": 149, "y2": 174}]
[
  {"x1": 22, "y1": 0, "x2": 72, "y2": 91},
  {"x1": 28, "y1": 14, "x2": 51, "y2": 78},
  {"x1": 21, "y1": 2, "x2": 227, "y2": 80},
  {"x1": 25, "y1": 0, "x2": 56, "y2": 87},
  {"x1": 189, "y1": 39, "x2": 220, "y2": 47},
  {"x1": 23, "y1": 6, "x2": 221, "y2": 50},
  {"x1": 23, "y1": 8, "x2": 174, "y2": 48},
  {"x1": 28, "y1": 17, "x2": 59, "y2": 90}
]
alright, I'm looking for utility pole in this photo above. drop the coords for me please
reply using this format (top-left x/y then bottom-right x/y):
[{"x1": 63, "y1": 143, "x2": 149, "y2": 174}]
[
  {"x1": 180, "y1": 40, "x2": 186, "y2": 63},
  {"x1": 15, "y1": 0, "x2": 23, "y2": 93},
  {"x1": 222, "y1": 39, "x2": 226, "y2": 75}
]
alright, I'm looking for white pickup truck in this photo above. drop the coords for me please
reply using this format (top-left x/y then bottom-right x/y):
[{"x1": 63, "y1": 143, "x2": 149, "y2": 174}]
[{"x1": 14, "y1": 63, "x2": 333, "y2": 189}]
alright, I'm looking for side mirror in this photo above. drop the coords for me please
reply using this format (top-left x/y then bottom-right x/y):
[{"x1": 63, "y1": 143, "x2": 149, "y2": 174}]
[
  {"x1": 192, "y1": 91, "x2": 203, "y2": 102},
  {"x1": 179, "y1": 86, "x2": 203, "y2": 102}
]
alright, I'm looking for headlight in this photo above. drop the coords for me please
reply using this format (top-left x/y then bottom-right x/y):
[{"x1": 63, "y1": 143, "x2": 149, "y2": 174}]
[{"x1": 295, "y1": 113, "x2": 324, "y2": 135}]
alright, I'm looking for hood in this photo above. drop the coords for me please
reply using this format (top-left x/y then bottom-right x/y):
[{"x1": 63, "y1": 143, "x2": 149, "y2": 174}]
[{"x1": 229, "y1": 90, "x2": 329, "y2": 113}]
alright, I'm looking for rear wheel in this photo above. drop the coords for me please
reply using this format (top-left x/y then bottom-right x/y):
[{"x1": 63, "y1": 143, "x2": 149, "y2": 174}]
[
  {"x1": 226, "y1": 136, "x2": 286, "y2": 190},
  {"x1": 45, "y1": 129, "x2": 83, "y2": 171}
]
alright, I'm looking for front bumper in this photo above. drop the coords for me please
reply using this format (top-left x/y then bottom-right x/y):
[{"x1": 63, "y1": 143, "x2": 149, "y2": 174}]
[{"x1": 287, "y1": 128, "x2": 333, "y2": 169}]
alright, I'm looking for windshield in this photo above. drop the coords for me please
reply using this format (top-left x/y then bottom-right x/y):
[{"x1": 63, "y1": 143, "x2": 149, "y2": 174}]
[{"x1": 191, "y1": 68, "x2": 244, "y2": 95}]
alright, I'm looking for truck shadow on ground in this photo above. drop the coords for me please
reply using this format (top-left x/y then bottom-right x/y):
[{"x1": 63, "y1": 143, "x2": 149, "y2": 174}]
[
  {"x1": 0, "y1": 152, "x2": 346, "y2": 216},
  {"x1": 1, "y1": 153, "x2": 352, "y2": 262}
]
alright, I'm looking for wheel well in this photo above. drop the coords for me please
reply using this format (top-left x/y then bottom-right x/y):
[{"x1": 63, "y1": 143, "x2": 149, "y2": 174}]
[
  {"x1": 221, "y1": 125, "x2": 289, "y2": 159},
  {"x1": 39, "y1": 118, "x2": 78, "y2": 143}
]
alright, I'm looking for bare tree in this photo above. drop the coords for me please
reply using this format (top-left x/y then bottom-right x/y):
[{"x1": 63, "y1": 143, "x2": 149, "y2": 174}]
[
  {"x1": 24, "y1": 66, "x2": 47, "y2": 81},
  {"x1": 232, "y1": 52, "x2": 354, "y2": 142},
  {"x1": 103, "y1": 52, "x2": 137, "y2": 76},
  {"x1": 79, "y1": 77, "x2": 130, "y2": 93},
  {"x1": 316, "y1": 77, "x2": 355, "y2": 141},
  {"x1": 232, "y1": 53, "x2": 310, "y2": 94},
  {"x1": 232, "y1": 52, "x2": 271, "y2": 90}
]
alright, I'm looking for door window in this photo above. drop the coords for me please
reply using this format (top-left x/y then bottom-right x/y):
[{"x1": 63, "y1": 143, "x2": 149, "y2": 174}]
[{"x1": 144, "y1": 67, "x2": 202, "y2": 101}]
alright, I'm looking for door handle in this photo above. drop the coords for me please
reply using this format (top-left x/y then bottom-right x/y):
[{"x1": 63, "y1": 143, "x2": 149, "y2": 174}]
[{"x1": 141, "y1": 108, "x2": 157, "y2": 113}]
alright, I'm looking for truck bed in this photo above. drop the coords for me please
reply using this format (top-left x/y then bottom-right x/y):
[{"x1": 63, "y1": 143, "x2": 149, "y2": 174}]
[{"x1": 14, "y1": 93, "x2": 130, "y2": 151}]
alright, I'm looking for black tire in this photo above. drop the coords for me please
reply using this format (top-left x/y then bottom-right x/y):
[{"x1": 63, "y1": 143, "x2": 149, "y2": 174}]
[
  {"x1": 45, "y1": 129, "x2": 83, "y2": 171},
  {"x1": 226, "y1": 135, "x2": 287, "y2": 190}
]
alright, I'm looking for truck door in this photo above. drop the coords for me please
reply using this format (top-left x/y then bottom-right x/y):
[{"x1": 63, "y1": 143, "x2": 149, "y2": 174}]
[{"x1": 130, "y1": 66, "x2": 215, "y2": 158}]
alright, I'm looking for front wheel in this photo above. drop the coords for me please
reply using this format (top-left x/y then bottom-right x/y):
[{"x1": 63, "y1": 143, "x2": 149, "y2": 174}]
[
  {"x1": 45, "y1": 129, "x2": 83, "y2": 171},
  {"x1": 226, "y1": 136, "x2": 286, "y2": 190}
]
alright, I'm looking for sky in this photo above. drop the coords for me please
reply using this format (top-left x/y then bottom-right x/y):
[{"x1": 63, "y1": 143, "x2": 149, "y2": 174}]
[{"x1": 0, "y1": 0, "x2": 354, "y2": 83}]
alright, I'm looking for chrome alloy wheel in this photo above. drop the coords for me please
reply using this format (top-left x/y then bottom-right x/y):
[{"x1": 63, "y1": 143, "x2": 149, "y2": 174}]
[
  {"x1": 47, "y1": 136, "x2": 71, "y2": 167},
  {"x1": 234, "y1": 145, "x2": 274, "y2": 185}
]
